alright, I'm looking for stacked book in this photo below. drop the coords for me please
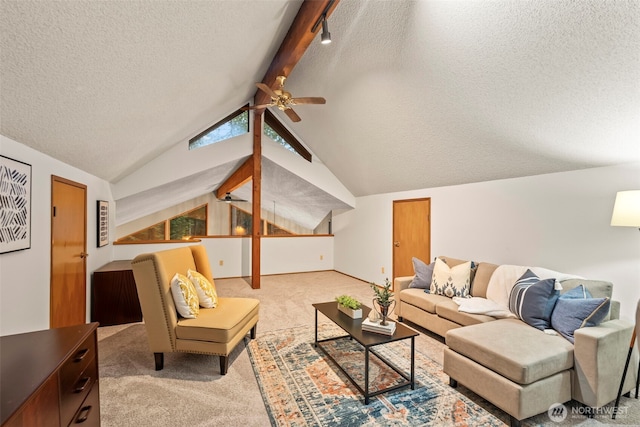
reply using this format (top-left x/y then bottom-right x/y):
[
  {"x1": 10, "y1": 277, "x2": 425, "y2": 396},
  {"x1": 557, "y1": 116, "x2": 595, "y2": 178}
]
[{"x1": 362, "y1": 318, "x2": 396, "y2": 335}]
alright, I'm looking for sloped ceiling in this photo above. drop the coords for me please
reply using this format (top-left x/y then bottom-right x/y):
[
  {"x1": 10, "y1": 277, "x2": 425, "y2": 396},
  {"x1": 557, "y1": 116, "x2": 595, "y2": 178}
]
[
  {"x1": 278, "y1": 0, "x2": 640, "y2": 196},
  {"x1": 2, "y1": 0, "x2": 639, "y2": 223},
  {"x1": 0, "y1": 0, "x2": 302, "y2": 182}
]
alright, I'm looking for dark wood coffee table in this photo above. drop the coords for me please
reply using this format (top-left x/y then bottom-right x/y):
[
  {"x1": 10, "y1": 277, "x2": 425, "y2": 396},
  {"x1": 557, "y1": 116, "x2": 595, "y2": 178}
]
[{"x1": 313, "y1": 301, "x2": 418, "y2": 404}]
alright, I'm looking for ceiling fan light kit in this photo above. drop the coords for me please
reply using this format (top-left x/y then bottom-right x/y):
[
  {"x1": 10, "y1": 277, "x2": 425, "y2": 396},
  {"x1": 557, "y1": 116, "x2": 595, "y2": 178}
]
[{"x1": 246, "y1": 75, "x2": 326, "y2": 122}]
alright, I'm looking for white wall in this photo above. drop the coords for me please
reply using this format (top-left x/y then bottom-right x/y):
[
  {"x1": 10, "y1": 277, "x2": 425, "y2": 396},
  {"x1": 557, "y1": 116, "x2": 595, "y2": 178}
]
[
  {"x1": 1, "y1": 136, "x2": 114, "y2": 336},
  {"x1": 4, "y1": 132, "x2": 638, "y2": 333},
  {"x1": 112, "y1": 236, "x2": 334, "y2": 278},
  {"x1": 333, "y1": 163, "x2": 640, "y2": 321}
]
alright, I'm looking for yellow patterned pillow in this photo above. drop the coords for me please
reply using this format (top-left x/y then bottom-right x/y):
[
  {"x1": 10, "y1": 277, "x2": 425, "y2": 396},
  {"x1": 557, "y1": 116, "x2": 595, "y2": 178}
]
[
  {"x1": 187, "y1": 269, "x2": 218, "y2": 308},
  {"x1": 170, "y1": 273, "x2": 199, "y2": 318}
]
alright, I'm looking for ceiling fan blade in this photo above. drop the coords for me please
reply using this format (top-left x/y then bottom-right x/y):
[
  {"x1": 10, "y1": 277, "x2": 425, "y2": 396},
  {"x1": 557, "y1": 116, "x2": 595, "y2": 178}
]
[
  {"x1": 256, "y1": 83, "x2": 278, "y2": 99},
  {"x1": 290, "y1": 97, "x2": 326, "y2": 105},
  {"x1": 216, "y1": 192, "x2": 248, "y2": 203},
  {"x1": 284, "y1": 108, "x2": 301, "y2": 122}
]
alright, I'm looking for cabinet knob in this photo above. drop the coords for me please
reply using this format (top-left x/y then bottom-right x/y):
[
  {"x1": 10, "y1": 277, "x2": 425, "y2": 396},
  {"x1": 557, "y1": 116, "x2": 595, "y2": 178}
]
[
  {"x1": 74, "y1": 377, "x2": 91, "y2": 393},
  {"x1": 75, "y1": 405, "x2": 92, "y2": 423}
]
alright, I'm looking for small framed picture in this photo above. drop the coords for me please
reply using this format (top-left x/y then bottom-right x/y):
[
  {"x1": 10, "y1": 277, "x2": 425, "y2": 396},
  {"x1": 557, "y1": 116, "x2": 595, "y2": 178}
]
[
  {"x1": 0, "y1": 155, "x2": 32, "y2": 254},
  {"x1": 97, "y1": 200, "x2": 109, "y2": 247}
]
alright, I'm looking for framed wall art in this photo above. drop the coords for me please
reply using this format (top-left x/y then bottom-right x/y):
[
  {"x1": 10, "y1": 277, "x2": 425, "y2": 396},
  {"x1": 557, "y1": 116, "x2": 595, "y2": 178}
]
[
  {"x1": 0, "y1": 155, "x2": 32, "y2": 254},
  {"x1": 97, "y1": 200, "x2": 109, "y2": 247}
]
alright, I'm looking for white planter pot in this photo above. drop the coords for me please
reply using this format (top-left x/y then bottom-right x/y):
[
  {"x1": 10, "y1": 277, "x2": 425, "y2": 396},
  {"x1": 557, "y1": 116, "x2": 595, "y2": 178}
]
[{"x1": 337, "y1": 304, "x2": 362, "y2": 319}]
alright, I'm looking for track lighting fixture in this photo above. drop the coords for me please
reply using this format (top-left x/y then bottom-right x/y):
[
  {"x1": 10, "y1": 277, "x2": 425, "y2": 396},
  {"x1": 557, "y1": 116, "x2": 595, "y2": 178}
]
[
  {"x1": 311, "y1": 0, "x2": 335, "y2": 45},
  {"x1": 320, "y1": 16, "x2": 331, "y2": 44}
]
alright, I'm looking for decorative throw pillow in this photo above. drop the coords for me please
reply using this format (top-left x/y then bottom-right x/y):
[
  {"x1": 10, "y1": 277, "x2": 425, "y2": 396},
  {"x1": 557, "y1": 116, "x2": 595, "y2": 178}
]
[
  {"x1": 430, "y1": 258, "x2": 471, "y2": 298},
  {"x1": 560, "y1": 284, "x2": 591, "y2": 299},
  {"x1": 409, "y1": 257, "x2": 434, "y2": 290},
  {"x1": 187, "y1": 269, "x2": 218, "y2": 308},
  {"x1": 170, "y1": 273, "x2": 199, "y2": 318},
  {"x1": 509, "y1": 270, "x2": 560, "y2": 330},
  {"x1": 551, "y1": 285, "x2": 610, "y2": 343}
]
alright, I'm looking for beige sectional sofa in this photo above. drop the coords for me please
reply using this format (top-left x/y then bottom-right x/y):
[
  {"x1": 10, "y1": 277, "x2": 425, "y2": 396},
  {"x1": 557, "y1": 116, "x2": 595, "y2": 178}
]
[{"x1": 395, "y1": 256, "x2": 636, "y2": 427}]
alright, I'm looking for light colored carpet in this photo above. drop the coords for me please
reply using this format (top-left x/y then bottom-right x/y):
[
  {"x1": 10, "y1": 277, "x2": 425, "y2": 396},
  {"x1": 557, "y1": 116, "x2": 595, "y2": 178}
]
[{"x1": 97, "y1": 271, "x2": 640, "y2": 426}]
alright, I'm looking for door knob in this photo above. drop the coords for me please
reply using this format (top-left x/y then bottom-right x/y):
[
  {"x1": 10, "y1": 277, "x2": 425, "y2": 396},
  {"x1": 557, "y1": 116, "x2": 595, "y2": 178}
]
[
  {"x1": 80, "y1": 252, "x2": 89, "y2": 259},
  {"x1": 394, "y1": 241, "x2": 400, "y2": 247}
]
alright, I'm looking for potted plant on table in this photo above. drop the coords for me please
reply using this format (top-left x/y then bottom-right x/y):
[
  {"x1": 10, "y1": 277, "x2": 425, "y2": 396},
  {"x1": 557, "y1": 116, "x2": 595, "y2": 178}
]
[
  {"x1": 335, "y1": 295, "x2": 362, "y2": 319},
  {"x1": 371, "y1": 278, "x2": 395, "y2": 325}
]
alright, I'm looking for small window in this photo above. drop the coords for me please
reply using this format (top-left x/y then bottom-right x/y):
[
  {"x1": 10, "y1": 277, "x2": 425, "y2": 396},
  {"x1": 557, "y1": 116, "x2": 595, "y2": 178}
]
[
  {"x1": 118, "y1": 222, "x2": 166, "y2": 242},
  {"x1": 267, "y1": 222, "x2": 292, "y2": 236},
  {"x1": 117, "y1": 205, "x2": 207, "y2": 242},
  {"x1": 189, "y1": 106, "x2": 249, "y2": 150},
  {"x1": 264, "y1": 110, "x2": 311, "y2": 162},
  {"x1": 230, "y1": 205, "x2": 294, "y2": 236},
  {"x1": 170, "y1": 206, "x2": 207, "y2": 239},
  {"x1": 231, "y1": 207, "x2": 254, "y2": 235}
]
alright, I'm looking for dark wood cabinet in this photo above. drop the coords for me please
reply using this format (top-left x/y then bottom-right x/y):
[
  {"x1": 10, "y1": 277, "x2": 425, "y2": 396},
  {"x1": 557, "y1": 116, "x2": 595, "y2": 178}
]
[
  {"x1": 1, "y1": 323, "x2": 100, "y2": 427},
  {"x1": 91, "y1": 260, "x2": 142, "y2": 326}
]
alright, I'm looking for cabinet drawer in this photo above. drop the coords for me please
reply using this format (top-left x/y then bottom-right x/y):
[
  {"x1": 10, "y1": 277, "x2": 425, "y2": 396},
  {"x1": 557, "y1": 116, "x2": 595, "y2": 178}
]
[
  {"x1": 68, "y1": 382, "x2": 100, "y2": 427},
  {"x1": 60, "y1": 334, "x2": 96, "y2": 388},
  {"x1": 60, "y1": 360, "x2": 97, "y2": 426}
]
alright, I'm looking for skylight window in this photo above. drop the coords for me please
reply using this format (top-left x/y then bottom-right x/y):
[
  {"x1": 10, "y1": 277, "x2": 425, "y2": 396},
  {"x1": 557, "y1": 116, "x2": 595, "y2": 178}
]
[
  {"x1": 189, "y1": 106, "x2": 249, "y2": 150},
  {"x1": 264, "y1": 110, "x2": 311, "y2": 162},
  {"x1": 264, "y1": 124, "x2": 297, "y2": 154}
]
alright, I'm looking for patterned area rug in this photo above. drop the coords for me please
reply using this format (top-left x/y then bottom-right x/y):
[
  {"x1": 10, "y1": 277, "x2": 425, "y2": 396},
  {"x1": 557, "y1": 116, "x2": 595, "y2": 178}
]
[{"x1": 246, "y1": 324, "x2": 504, "y2": 427}]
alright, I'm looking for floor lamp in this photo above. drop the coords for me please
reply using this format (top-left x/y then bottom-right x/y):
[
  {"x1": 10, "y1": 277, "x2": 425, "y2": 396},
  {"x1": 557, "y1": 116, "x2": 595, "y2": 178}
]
[{"x1": 611, "y1": 190, "x2": 640, "y2": 419}]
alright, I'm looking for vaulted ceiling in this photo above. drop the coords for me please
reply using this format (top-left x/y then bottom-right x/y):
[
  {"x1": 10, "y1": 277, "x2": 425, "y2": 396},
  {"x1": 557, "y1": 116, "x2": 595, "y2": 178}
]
[{"x1": 1, "y1": 0, "x2": 639, "y2": 227}]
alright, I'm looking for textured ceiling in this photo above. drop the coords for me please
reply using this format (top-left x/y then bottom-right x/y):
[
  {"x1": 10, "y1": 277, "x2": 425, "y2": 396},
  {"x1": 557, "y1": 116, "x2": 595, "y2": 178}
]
[
  {"x1": 116, "y1": 156, "x2": 352, "y2": 230},
  {"x1": 0, "y1": 0, "x2": 301, "y2": 182},
  {"x1": 2, "y1": 0, "x2": 639, "y2": 226},
  {"x1": 280, "y1": 0, "x2": 640, "y2": 196}
]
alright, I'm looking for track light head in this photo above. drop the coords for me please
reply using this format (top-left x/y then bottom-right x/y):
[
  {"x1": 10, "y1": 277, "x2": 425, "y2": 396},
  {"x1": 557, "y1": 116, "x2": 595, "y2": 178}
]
[{"x1": 321, "y1": 16, "x2": 331, "y2": 44}]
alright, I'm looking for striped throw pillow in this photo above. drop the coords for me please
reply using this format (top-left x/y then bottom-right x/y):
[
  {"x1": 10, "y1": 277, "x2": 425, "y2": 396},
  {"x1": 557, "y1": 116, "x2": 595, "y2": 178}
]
[{"x1": 509, "y1": 269, "x2": 560, "y2": 330}]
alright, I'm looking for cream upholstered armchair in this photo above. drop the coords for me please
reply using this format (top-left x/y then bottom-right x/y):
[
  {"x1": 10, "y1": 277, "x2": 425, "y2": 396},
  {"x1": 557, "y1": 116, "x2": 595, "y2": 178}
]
[{"x1": 131, "y1": 245, "x2": 259, "y2": 375}]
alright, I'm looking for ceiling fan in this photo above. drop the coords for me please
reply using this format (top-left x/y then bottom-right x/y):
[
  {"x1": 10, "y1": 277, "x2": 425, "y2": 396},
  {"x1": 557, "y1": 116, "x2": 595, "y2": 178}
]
[
  {"x1": 216, "y1": 192, "x2": 248, "y2": 203},
  {"x1": 245, "y1": 75, "x2": 326, "y2": 122}
]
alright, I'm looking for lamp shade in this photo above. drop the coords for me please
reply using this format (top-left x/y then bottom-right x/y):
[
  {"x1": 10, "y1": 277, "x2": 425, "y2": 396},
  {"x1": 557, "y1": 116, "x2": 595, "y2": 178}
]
[{"x1": 611, "y1": 190, "x2": 640, "y2": 227}]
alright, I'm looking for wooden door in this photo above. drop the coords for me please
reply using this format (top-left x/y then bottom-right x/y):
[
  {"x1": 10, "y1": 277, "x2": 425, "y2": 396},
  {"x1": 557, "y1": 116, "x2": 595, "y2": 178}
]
[
  {"x1": 50, "y1": 176, "x2": 87, "y2": 328},
  {"x1": 392, "y1": 198, "x2": 431, "y2": 283}
]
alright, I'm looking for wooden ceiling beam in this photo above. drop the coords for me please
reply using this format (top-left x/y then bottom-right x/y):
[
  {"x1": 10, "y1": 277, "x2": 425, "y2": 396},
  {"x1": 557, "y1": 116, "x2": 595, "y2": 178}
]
[
  {"x1": 254, "y1": 0, "x2": 340, "y2": 106},
  {"x1": 214, "y1": 156, "x2": 254, "y2": 198}
]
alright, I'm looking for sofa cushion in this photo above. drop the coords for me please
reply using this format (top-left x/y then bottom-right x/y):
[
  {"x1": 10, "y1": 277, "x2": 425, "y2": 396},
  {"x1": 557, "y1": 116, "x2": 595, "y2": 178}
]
[
  {"x1": 399, "y1": 289, "x2": 450, "y2": 314},
  {"x1": 508, "y1": 270, "x2": 560, "y2": 330},
  {"x1": 439, "y1": 256, "x2": 478, "y2": 288},
  {"x1": 439, "y1": 256, "x2": 468, "y2": 267},
  {"x1": 409, "y1": 257, "x2": 434, "y2": 289},
  {"x1": 176, "y1": 297, "x2": 260, "y2": 343},
  {"x1": 435, "y1": 299, "x2": 496, "y2": 326},
  {"x1": 470, "y1": 262, "x2": 499, "y2": 298},
  {"x1": 551, "y1": 286, "x2": 610, "y2": 343},
  {"x1": 445, "y1": 318, "x2": 574, "y2": 385},
  {"x1": 431, "y1": 258, "x2": 471, "y2": 298},
  {"x1": 560, "y1": 279, "x2": 613, "y2": 321}
]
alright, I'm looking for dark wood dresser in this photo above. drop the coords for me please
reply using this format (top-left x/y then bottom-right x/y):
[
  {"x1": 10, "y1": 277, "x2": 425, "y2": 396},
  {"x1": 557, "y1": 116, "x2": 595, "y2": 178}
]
[
  {"x1": 92, "y1": 260, "x2": 142, "y2": 326},
  {"x1": 0, "y1": 323, "x2": 100, "y2": 427}
]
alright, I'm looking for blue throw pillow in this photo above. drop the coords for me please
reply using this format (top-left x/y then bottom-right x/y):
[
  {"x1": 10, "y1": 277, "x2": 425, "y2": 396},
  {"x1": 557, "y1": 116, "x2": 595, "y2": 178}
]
[
  {"x1": 509, "y1": 270, "x2": 560, "y2": 330},
  {"x1": 409, "y1": 257, "x2": 434, "y2": 290},
  {"x1": 560, "y1": 284, "x2": 591, "y2": 299},
  {"x1": 551, "y1": 285, "x2": 610, "y2": 343}
]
